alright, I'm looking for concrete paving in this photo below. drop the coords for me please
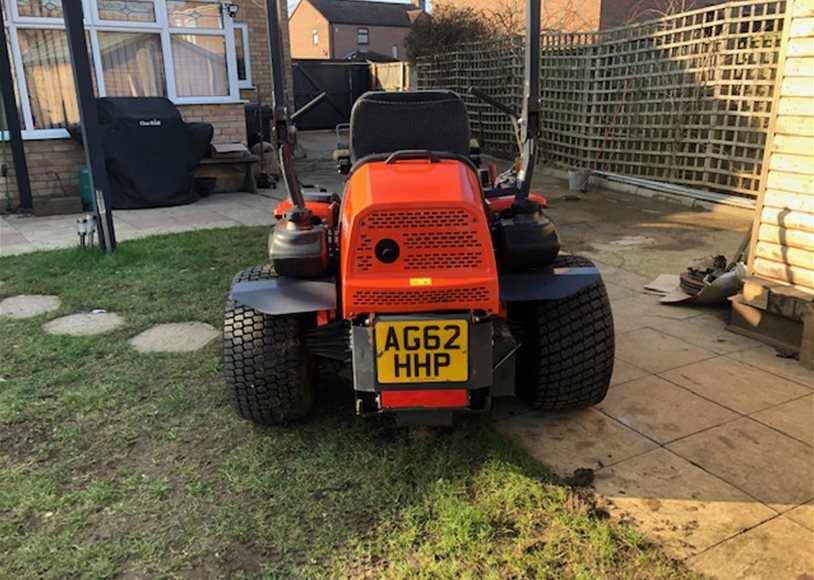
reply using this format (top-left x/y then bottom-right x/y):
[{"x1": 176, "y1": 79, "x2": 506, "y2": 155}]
[
  {"x1": 494, "y1": 283, "x2": 814, "y2": 578},
  {"x1": 0, "y1": 191, "x2": 287, "y2": 257},
  {"x1": 129, "y1": 322, "x2": 220, "y2": 353},
  {"x1": 43, "y1": 312, "x2": 125, "y2": 336},
  {"x1": 1, "y1": 130, "x2": 812, "y2": 578},
  {"x1": 0, "y1": 294, "x2": 61, "y2": 319}
]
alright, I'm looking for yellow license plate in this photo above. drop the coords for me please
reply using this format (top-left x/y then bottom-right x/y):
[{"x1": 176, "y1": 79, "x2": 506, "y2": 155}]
[{"x1": 375, "y1": 320, "x2": 469, "y2": 383}]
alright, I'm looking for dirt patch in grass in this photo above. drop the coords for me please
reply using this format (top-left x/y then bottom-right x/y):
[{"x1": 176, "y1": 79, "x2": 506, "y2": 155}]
[
  {"x1": 0, "y1": 420, "x2": 52, "y2": 461},
  {"x1": 564, "y1": 487, "x2": 611, "y2": 520},
  {"x1": 175, "y1": 542, "x2": 266, "y2": 578}
]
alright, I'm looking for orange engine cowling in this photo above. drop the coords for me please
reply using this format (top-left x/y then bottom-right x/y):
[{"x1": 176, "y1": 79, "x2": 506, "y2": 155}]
[{"x1": 340, "y1": 158, "x2": 499, "y2": 318}]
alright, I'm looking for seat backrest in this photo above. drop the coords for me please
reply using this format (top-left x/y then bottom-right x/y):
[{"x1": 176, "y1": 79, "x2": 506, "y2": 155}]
[{"x1": 349, "y1": 90, "x2": 470, "y2": 161}]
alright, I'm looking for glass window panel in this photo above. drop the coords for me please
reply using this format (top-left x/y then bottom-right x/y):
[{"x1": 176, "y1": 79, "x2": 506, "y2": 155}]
[
  {"x1": 2, "y1": 37, "x2": 24, "y2": 130},
  {"x1": 17, "y1": 29, "x2": 81, "y2": 129},
  {"x1": 98, "y1": 32, "x2": 166, "y2": 97},
  {"x1": 357, "y1": 28, "x2": 369, "y2": 45},
  {"x1": 16, "y1": 0, "x2": 63, "y2": 18},
  {"x1": 167, "y1": 1, "x2": 223, "y2": 29},
  {"x1": 171, "y1": 34, "x2": 227, "y2": 97},
  {"x1": 233, "y1": 27, "x2": 246, "y2": 81},
  {"x1": 97, "y1": 0, "x2": 156, "y2": 23}
]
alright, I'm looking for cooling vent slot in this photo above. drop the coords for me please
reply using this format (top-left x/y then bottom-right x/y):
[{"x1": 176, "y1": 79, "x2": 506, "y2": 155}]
[
  {"x1": 403, "y1": 252, "x2": 482, "y2": 270},
  {"x1": 353, "y1": 287, "x2": 491, "y2": 306},
  {"x1": 402, "y1": 231, "x2": 480, "y2": 250},
  {"x1": 363, "y1": 210, "x2": 472, "y2": 229}
]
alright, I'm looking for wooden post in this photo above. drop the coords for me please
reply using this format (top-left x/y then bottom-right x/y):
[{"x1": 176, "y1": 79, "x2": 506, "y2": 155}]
[{"x1": 801, "y1": 304, "x2": 814, "y2": 370}]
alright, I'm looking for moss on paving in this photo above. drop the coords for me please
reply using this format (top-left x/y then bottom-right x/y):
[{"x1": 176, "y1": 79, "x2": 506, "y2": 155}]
[{"x1": 0, "y1": 228, "x2": 697, "y2": 579}]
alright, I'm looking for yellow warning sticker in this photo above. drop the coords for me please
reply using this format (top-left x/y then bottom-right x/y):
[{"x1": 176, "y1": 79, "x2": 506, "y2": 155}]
[{"x1": 409, "y1": 277, "x2": 433, "y2": 286}]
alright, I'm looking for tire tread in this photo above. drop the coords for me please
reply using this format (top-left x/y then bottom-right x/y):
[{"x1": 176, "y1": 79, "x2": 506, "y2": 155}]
[
  {"x1": 223, "y1": 264, "x2": 314, "y2": 425},
  {"x1": 512, "y1": 255, "x2": 615, "y2": 410}
]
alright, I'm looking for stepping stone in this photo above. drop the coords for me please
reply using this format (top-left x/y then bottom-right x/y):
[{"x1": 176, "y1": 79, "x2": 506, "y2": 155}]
[
  {"x1": 0, "y1": 295, "x2": 61, "y2": 319},
  {"x1": 43, "y1": 312, "x2": 125, "y2": 336},
  {"x1": 129, "y1": 322, "x2": 220, "y2": 353}
]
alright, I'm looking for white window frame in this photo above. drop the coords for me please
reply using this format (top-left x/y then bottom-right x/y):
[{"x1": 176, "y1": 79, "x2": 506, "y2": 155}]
[
  {"x1": 356, "y1": 26, "x2": 368, "y2": 45},
  {"x1": 233, "y1": 21, "x2": 251, "y2": 88},
  {"x1": 3, "y1": 0, "x2": 242, "y2": 139}
]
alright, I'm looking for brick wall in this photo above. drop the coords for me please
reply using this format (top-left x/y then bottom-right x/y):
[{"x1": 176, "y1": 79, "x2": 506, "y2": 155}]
[
  {"x1": 331, "y1": 24, "x2": 409, "y2": 59},
  {"x1": 599, "y1": 0, "x2": 725, "y2": 29},
  {"x1": 176, "y1": 103, "x2": 246, "y2": 143},
  {"x1": 2, "y1": 140, "x2": 87, "y2": 205},
  {"x1": 432, "y1": 0, "x2": 601, "y2": 32},
  {"x1": 288, "y1": 0, "x2": 331, "y2": 59},
  {"x1": 235, "y1": 0, "x2": 295, "y2": 107}
]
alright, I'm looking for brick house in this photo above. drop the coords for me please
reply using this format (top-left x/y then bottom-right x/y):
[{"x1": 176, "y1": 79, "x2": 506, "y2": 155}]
[
  {"x1": 429, "y1": 0, "x2": 727, "y2": 32},
  {"x1": 1, "y1": 0, "x2": 295, "y2": 208},
  {"x1": 288, "y1": 0, "x2": 424, "y2": 60},
  {"x1": 428, "y1": 0, "x2": 602, "y2": 32},
  {"x1": 599, "y1": 0, "x2": 726, "y2": 29}
]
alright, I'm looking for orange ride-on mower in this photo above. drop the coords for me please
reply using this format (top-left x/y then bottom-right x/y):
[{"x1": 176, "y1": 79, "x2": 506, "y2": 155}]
[{"x1": 223, "y1": 0, "x2": 614, "y2": 427}]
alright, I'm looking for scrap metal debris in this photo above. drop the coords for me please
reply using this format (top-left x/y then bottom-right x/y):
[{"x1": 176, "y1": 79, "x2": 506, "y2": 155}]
[
  {"x1": 680, "y1": 255, "x2": 728, "y2": 295},
  {"x1": 646, "y1": 255, "x2": 746, "y2": 306}
]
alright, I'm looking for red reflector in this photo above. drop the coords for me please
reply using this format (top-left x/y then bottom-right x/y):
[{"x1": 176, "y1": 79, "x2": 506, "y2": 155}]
[{"x1": 380, "y1": 389, "x2": 468, "y2": 409}]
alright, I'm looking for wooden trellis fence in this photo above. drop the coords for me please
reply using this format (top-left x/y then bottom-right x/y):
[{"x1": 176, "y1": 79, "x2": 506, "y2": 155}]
[{"x1": 416, "y1": 0, "x2": 787, "y2": 197}]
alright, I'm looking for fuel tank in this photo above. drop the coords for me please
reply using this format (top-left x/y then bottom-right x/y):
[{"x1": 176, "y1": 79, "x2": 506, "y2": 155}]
[{"x1": 340, "y1": 158, "x2": 499, "y2": 318}]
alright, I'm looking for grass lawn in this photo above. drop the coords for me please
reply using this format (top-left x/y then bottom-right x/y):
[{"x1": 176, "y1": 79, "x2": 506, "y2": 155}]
[{"x1": 0, "y1": 228, "x2": 695, "y2": 579}]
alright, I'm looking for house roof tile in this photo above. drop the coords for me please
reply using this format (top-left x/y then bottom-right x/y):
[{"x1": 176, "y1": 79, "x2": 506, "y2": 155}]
[{"x1": 308, "y1": 0, "x2": 421, "y2": 27}]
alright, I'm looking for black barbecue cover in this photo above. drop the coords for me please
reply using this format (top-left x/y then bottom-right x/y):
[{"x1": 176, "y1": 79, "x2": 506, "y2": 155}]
[{"x1": 93, "y1": 97, "x2": 213, "y2": 209}]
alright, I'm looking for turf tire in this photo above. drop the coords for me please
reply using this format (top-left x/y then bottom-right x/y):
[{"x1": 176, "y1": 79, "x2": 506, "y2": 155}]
[
  {"x1": 510, "y1": 255, "x2": 614, "y2": 410},
  {"x1": 223, "y1": 264, "x2": 315, "y2": 425}
]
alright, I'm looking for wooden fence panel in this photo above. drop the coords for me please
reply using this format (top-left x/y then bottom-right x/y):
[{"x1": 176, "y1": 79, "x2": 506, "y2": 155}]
[{"x1": 416, "y1": 0, "x2": 788, "y2": 197}]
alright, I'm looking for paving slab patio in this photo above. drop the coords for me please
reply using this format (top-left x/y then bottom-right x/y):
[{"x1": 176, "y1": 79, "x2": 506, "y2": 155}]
[
  {"x1": 785, "y1": 500, "x2": 814, "y2": 532},
  {"x1": 0, "y1": 191, "x2": 286, "y2": 257},
  {"x1": 667, "y1": 417, "x2": 814, "y2": 510},
  {"x1": 727, "y1": 344, "x2": 814, "y2": 389},
  {"x1": 661, "y1": 356, "x2": 812, "y2": 414},
  {"x1": 594, "y1": 447, "x2": 776, "y2": 558},
  {"x1": 596, "y1": 375, "x2": 739, "y2": 444},
  {"x1": 609, "y1": 359, "x2": 649, "y2": 386},
  {"x1": 615, "y1": 327, "x2": 717, "y2": 373},
  {"x1": 688, "y1": 517, "x2": 814, "y2": 579},
  {"x1": 494, "y1": 408, "x2": 658, "y2": 474},
  {"x1": 750, "y1": 395, "x2": 814, "y2": 447},
  {"x1": 646, "y1": 312, "x2": 762, "y2": 354}
]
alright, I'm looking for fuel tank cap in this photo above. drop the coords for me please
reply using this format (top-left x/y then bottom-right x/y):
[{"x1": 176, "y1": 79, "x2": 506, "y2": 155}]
[{"x1": 375, "y1": 239, "x2": 400, "y2": 264}]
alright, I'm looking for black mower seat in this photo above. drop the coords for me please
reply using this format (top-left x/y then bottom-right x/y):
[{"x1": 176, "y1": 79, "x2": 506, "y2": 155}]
[{"x1": 349, "y1": 90, "x2": 471, "y2": 161}]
